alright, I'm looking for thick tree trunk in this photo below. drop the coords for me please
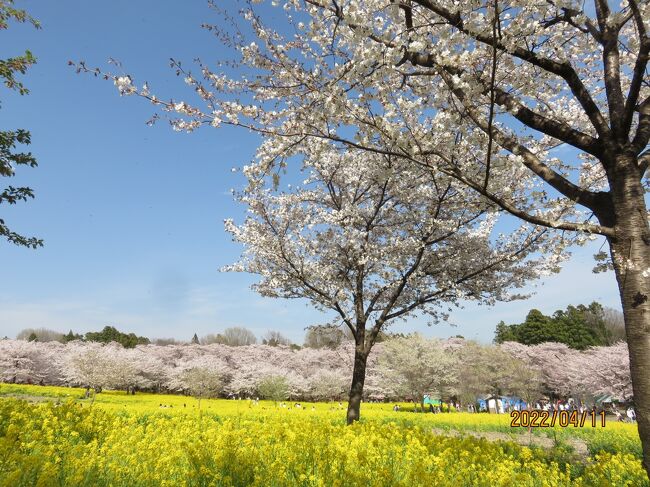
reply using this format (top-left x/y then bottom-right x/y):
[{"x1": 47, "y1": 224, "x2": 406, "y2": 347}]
[
  {"x1": 607, "y1": 162, "x2": 650, "y2": 475},
  {"x1": 346, "y1": 346, "x2": 368, "y2": 425}
]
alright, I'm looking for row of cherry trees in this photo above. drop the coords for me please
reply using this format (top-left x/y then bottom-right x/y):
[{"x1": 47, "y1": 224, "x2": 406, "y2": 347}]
[{"x1": 0, "y1": 336, "x2": 631, "y2": 404}]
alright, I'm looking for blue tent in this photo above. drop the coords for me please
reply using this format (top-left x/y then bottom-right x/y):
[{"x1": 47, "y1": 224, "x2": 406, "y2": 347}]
[{"x1": 423, "y1": 395, "x2": 442, "y2": 406}]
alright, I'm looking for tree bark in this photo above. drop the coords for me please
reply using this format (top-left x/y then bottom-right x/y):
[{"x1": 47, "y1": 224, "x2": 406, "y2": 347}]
[
  {"x1": 346, "y1": 346, "x2": 368, "y2": 424},
  {"x1": 607, "y1": 157, "x2": 650, "y2": 474}
]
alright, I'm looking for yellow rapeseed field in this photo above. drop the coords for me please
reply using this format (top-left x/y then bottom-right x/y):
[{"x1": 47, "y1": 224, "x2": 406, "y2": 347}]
[{"x1": 0, "y1": 384, "x2": 646, "y2": 486}]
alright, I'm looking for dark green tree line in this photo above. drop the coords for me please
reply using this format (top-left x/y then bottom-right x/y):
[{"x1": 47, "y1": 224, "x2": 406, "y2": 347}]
[{"x1": 494, "y1": 302, "x2": 625, "y2": 350}]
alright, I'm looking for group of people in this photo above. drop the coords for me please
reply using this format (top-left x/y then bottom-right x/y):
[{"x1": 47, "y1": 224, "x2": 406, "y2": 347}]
[
  {"x1": 528, "y1": 401, "x2": 580, "y2": 412},
  {"x1": 277, "y1": 402, "x2": 317, "y2": 411},
  {"x1": 530, "y1": 401, "x2": 636, "y2": 422},
  {"x1": 613, "y1": 405, "x2": 637, "y2": 422}
]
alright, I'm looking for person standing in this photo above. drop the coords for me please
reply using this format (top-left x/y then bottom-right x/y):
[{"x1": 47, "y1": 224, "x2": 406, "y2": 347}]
[{"x1": 627, "y1": 407, "x2": 637, "y2": 422}]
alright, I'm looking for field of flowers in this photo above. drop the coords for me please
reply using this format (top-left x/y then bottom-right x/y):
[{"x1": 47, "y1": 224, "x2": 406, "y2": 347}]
[{"x1": 0, "y1": 384, "x2": 647, "y2": 486}]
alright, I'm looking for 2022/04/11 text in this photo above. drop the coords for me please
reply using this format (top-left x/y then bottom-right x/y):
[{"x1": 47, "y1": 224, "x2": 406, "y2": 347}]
[{"x1": 510, "y1": 409, "x2": 606, "y2": 428}]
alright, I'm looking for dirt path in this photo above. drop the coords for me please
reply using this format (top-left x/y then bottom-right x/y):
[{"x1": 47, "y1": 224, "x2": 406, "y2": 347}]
[
  {"x1": 0, "y1": 393, "x2": 60, "y2": 403},
  {"x1": 431, "y1": 428, "x2": 589, "y2": 458}
]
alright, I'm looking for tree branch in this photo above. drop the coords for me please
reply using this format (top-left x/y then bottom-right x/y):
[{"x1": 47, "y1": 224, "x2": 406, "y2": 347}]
[
  {"x1": 410, "y1": 0, "x2": 611, "y2": 139},
  {"x1": 623, "y1": 1, "x2": 650, "y2": 137},
  {"x1": 439, "y1": 70, "x2": 606, "y2": 213},
  {"x1": 595, "y1": 0, "x2": 626, "y2": 139},
  {"x1": 632, "y1": 96, "x2": 650, "y2": 155}
]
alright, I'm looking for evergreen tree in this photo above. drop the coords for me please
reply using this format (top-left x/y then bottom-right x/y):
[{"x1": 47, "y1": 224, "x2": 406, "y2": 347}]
[
  {"x1": 494, "y1": 302, "x2": 611, "y2": 350},
  {"x1": 62, "y1": 330, "x2": 83, "y2": 343},
  {"x1": 84, "y1": 326, "x2": 149, "y2": 348}
]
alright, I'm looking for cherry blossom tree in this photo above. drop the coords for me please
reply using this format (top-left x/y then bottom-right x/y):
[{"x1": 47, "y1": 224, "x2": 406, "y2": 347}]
[
  {"x1": 223, "y1": 344, "x2": 297, "y2": 397},
  {"x1": 307, "y1": 368, "x2": 349, "y2": 401},
  {"x1": 0, "y1": 339, "x2": 60, "y2": 385},
  {"x1": 500, "y1": 340, "x2": 631, "y2": 404},
  {"x1": 166, "y1": 353, "x2": 230, "y2": 400},
  {"x1": 564, "y1": 342, "x2": 633, "y2": 402},
  {"x1": 500, "y1": 340, "x2": 575, "y2": 398},
  {"x1": 224, "y1": 145, "x2": 556, "y2": 423},
  {"x1": 179, "y1": 368, "x2": 225, "y2": 410},
  {"x1": 131, "y1": 345, "x2": 168, "y2": 392},
  {"x1": 59, "y1": 342, "x2": 116, "y2": 398},
  {"x1": 57, "y1": 342, "x2": 156, "y2": 396},
  {"x1": 109, "y1": 346, "x2": 171, "y2": 394},
  {"x1": 0, "y1": 338, "x2": 633, "y2": 418},
  {"x1": 102, "y1": 347, "x2": 142, "y2": 394},
  {"x1": 377, "y1": 333, "x2": 457, "y2": 408}
]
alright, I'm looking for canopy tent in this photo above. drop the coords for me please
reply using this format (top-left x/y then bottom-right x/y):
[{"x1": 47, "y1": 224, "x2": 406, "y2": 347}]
[{"x1": 423, "y1": 395, "x2": 442, "y2": 406}]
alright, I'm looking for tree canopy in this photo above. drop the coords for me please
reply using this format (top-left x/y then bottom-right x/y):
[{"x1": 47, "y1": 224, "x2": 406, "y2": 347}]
[
  {"x1": 261, "y1": 330, "x2": 292, "y2": 347},
  {"x1": 0, "y1": 0, "x2": 41, "y2": 249},
  {"x1": 378, "y1": 334, "x2": 457, "y2": 407},
  {"x1": 303, "y1": 325, "x2": 347, "y2": 349},
  {"x1": 494, "y1": 302, "x2": 622, "y2": 349},
  {"x1": 223, "y1": 141, "x2": 555, "y2": 423},
  {"x1": 84, "y1": 326, "x2": 150, "y2": 349},
  {"x1": 16, "y1": 327, "x2": 65, "y2": 343},
  {"x1": 201, "y1": 327, "x2": 257, "y2": 347}
]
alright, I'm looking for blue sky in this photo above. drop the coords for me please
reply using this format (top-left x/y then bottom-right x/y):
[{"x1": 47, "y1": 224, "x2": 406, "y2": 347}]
[{"x1": 0, "y1": 1, "x2": 622, "y2": 344}]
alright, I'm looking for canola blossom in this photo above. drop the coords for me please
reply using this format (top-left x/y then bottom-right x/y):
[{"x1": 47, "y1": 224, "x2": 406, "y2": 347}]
[{"x1": 0, "y1": 385, "x2": 647, "y2": 486}]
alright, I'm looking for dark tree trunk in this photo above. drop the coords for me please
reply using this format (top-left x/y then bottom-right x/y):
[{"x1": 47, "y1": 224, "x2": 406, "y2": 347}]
[
  {"x1": 346, "y1": 346, "x2": 368, "y2": 425},
  {"x1": 606, "y1": 158, "x2": 650, "y2": 474}
]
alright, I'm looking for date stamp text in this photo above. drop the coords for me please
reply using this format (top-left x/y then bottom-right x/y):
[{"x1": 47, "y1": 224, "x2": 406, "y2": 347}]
[{"x1": 510, "y1": 410, "x2": 606, "y2": 428}]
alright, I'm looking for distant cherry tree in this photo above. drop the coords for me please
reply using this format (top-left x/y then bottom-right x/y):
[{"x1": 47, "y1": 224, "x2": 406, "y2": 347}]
[
  {"x1": 564, "y1": 342, "x2": 633, "y2": 402},
  {"x1": 0, "y1": 339, "x2": 60, "y2": 384},
  {"x1": 378, "y1": 334, "x2": 457, "y2": 408}
]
